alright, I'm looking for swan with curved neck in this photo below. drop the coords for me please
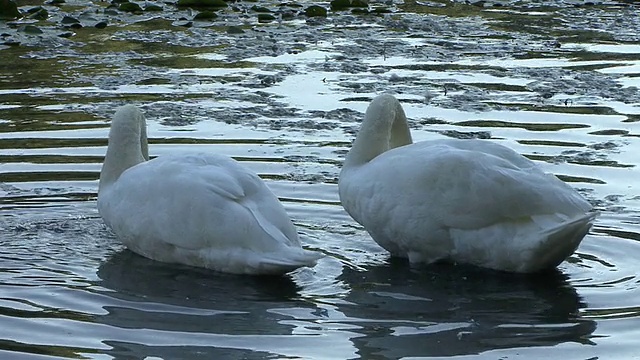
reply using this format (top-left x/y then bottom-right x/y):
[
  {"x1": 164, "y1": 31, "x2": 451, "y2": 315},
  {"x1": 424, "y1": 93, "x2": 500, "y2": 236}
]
[
  {"x1": 339, "y1": 94, "x2": 596, "y2": 273},
  {"x1": 98, "y1": 105, "x2": 322, "y2": 275}
]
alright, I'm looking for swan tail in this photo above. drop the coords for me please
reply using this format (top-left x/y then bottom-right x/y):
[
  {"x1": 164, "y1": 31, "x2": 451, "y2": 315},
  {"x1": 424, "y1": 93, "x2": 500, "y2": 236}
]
[
  {"x1": 531, "y1": 211, "x2": 597, "y2": 271},
  {"x1": 449, "y1": 211, "x2": 597, "y2": 273},
  {"x1": 255, "y1": 248, "x2": 324, "y2": 274}
]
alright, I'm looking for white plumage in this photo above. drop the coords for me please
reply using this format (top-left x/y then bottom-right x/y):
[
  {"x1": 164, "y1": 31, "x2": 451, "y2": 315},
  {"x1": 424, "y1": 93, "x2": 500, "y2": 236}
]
[
  {"x1": 339, "y1": 94, "x2": 596, "y2": 273},
  {"x1": 98, "y1": 105, "x2": 322, "y2": 275}
]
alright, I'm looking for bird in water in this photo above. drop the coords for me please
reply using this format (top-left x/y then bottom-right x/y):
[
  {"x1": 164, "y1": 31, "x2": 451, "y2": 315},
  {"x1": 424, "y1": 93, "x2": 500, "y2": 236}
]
[
  {"x1": 98, "y1": 105, "x2": 322, "y2": 275},
  {"x1": 339, "y1": 94, "x2": 596, "y2": 273}
]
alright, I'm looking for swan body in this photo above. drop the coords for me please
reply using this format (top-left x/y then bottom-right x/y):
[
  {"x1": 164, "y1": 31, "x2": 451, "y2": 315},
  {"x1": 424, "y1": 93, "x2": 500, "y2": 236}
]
[
  {"x1": 98, "y1": 105, "x2": 322, "y2": 275},
  {"x1": 339, "y1": 94, "x2": 596, "y2": 273}
]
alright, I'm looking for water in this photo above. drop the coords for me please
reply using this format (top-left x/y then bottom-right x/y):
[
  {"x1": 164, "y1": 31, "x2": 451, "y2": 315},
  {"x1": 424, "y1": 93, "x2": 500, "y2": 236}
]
[{"x1": 1, "y1": 0, "x2": 639, "y2": 358}]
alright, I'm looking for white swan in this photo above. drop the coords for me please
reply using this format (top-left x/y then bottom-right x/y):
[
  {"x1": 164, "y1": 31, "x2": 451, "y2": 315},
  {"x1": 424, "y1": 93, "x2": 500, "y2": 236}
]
[
  {"x1": 98, "y1": 105, "x2": 322, "y2": 275},
  {"x1": 339, "y1": 94, "x2": 597, "y2": 273}
]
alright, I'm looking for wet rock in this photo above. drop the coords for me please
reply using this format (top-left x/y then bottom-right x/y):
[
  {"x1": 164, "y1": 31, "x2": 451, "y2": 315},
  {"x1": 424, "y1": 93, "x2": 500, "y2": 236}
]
[
  {"x1": 118, "y1": 2, "x2": 143, "y2": 13},
  {"x1": 176, "y1": 0, "x2": 227, "y2": 9},
  {"x1": 47, "y1": 0, "x2": 65, "y2": 4},
  {"x1": 58, "y1": 31, "x2": 74, "y2": 38},
  {"x1": 331, "y1": 0, "x2": 368, "y2": 11},
  {"x1": 19, "y1": 24, "x2": 43, "y2": 34},
  {"x1": 26, "y1": 6, "x2": 48, "y2": 20},
  {"x1": 305, "y1": 5, "x2": 327, "y2": 17},
  {"x1": 0, "y1": 0, "x2": 21, "y2": 20},
  {"x1": 251, "y1": 5, "x2": 272, "y2": 13},
  {"x1": 145, "y1": 4, "x2": 163, "y2": 11},
  {"x1": 61, "y1": 15, "x2": 80, "y2": 25},
  {"x1": 257, "y1": 13, "x2": 276, "y2": 22},
  {"x1": 193, "y1": 10, "x2": 217, "y2": 20},
  {"x1": 94, "y1": 21, "x2": 108, "y2": 29}
]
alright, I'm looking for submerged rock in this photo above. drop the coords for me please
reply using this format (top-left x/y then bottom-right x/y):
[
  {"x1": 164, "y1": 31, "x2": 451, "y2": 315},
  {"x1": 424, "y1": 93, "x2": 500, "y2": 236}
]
[
  {"x1": 227, "y1": 25, "x2": 244, "y2": 34},
  {"x1": 19, "y1": 24, "x2": 43, "y2": 34}
]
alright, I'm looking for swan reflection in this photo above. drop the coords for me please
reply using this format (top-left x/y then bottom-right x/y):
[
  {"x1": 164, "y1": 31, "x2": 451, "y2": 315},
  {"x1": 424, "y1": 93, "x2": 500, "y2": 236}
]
[
  {"x1": 335, "y1": 259, "x2": 597, "y2": 358},
  {"x1": 94, "y1": 250, "x2": 597, "y2": 359}
]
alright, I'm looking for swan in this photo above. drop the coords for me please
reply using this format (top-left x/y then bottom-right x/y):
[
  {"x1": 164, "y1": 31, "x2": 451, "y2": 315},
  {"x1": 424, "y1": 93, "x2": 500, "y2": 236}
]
[
  {"x1": 97, "y1": 105, "x2": 322, "y2": 275},
  {"x1": 338, "y1": 94, "x2": 597, "y2": 273}
]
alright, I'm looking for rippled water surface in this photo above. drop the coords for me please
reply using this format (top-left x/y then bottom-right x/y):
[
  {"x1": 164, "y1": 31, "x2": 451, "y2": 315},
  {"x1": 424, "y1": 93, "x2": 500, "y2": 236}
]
[{"x1": 1, "y1": 0, "x2": 640, "y2": 358}]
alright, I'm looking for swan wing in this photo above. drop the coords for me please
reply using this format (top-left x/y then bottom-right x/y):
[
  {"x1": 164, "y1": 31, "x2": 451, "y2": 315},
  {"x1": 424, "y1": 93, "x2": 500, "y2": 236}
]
[{"x1": 350, "y1": 140, "x2": 591, "y2": 231}]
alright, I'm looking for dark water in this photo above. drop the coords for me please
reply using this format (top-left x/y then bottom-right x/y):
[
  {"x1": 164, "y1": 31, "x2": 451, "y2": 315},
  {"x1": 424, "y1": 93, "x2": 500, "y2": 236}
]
[{"x1": 1, "y1": 0, "x2": 639, "y2": 358}]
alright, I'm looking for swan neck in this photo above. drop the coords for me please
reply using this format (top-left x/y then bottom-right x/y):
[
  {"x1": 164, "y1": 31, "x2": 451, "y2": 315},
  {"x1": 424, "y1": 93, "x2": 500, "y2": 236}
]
[
  {"x1": 344, "y1": 95, "x2": 413, "y2": 167},
  {"x1": 99, "y1": 106, "x2": 148, "y2": 193}
]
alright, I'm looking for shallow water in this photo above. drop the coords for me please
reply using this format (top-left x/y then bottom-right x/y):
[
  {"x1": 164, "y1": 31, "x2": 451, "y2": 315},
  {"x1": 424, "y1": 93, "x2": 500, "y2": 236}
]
[{"x1": 1, "y1": 0, "x2": 639, "y2": 359}]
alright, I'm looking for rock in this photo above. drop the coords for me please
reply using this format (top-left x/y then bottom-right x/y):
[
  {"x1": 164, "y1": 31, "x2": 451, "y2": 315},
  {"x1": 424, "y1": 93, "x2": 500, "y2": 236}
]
[
  {"x1": 19, "y1": 24, "x2": 43, "y2": 34},
  {"x1": 257, "y1": 13, "x2": 276, "y2": 22},
  {"x1": 118, "y1": 2, "x2": 143, "y2": 12},
  {"x1": 251, "y1": 5, "x2": 271, "y2": 13},
  {"x1": 193, "y1": 10, "x2": 217, "y2": 20},
  {"x1": 226, "y1": 25, "x2": 244, "y2": 34},
  {"x1": 58, "y1": 31, "x2": 74, "y2": 38},
  {"x1": 47, "y1": 0, "x2": 65, "y2": 4},
  {"x1": 330, "y1": 0, "x2": 350, "y2": 10},
  {"x1": 331, "y1": 0, "x2": 368, "y2": 11},
  {"x1": 145, "y1": 4, "x2": 163, "y2": 11},
  {"x1": 305, "y1": 5, "x2": 327, "y2": 17},
  {"x1": 176, "y1": 0, "x2": 227, "y2": 9},
  {"x1": 0, "y1": 0, "x2": 21, "y2": 20},
  {"x1": 351, "y1": 0, "x2": 368, "y2": 7},
  {"x1": 94, "y1": 21, "x2": 108, "y2": 29},
  {"x1": 61, "y1": 15, "x2": 80, "y2": 24},
  {"x1": 26, "y1": 6, "x2": 48, "y2": 20},
  {"x1": 61, "y1": 15, "x2": 83, "y2": 28}
]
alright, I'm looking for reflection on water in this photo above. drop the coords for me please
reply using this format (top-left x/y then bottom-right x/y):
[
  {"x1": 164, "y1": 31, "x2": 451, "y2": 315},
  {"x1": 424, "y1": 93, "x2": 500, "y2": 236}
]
[
  {"x1": 1, "y1": 0, "x2": 640, "y2": 358},
  {"x1": 338, "y1": 260, "x2": 597, "y2": 359}
]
